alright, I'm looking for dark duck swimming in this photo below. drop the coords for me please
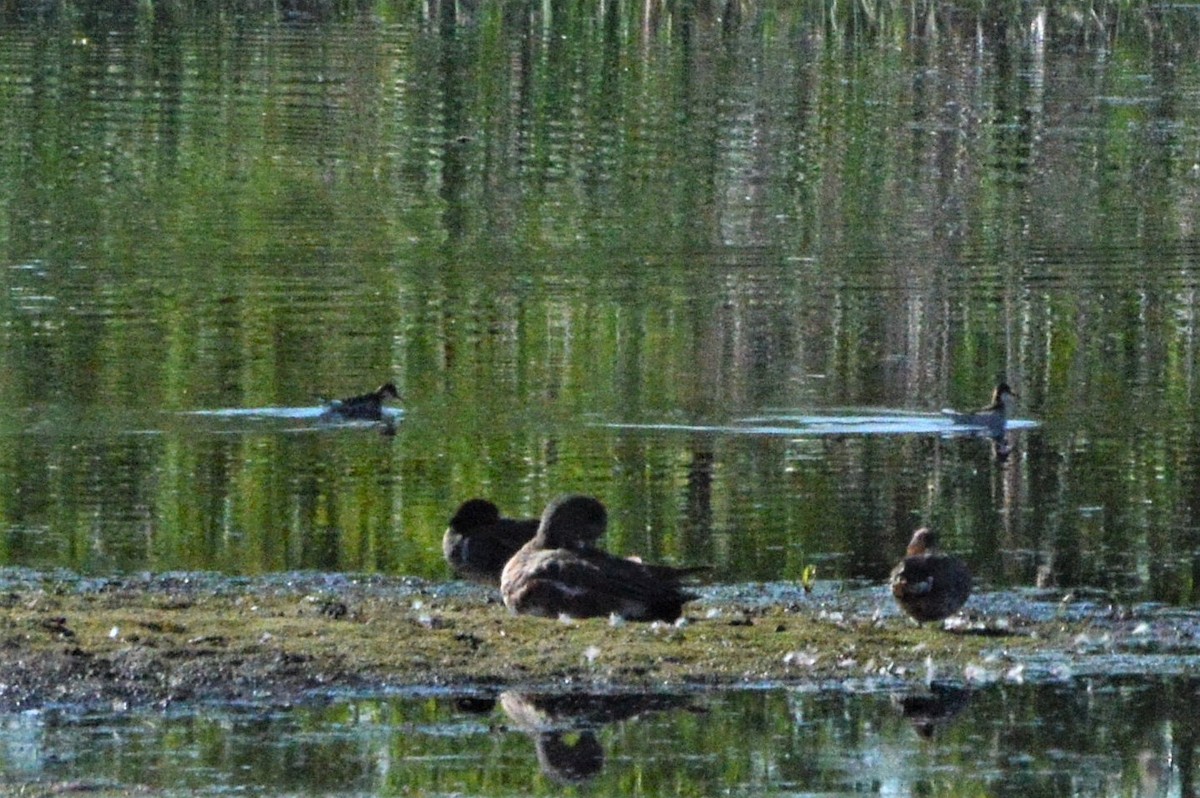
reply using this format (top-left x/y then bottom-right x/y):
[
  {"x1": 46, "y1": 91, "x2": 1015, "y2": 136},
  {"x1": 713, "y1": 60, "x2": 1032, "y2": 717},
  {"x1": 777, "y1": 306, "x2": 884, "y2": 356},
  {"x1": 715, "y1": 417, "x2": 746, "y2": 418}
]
[
  {"x1": 941, "y1": 382, "x2": 1017, "y2": 436},
  {"x1": 321, "y1": 382, "x2": 400, "y2": 421},
  {"x1": 500, "y1": 494, "x2": 704, "y2": 622},
  {"x1": 890, "y1": 528, "x2": 972, "y2": 623}
]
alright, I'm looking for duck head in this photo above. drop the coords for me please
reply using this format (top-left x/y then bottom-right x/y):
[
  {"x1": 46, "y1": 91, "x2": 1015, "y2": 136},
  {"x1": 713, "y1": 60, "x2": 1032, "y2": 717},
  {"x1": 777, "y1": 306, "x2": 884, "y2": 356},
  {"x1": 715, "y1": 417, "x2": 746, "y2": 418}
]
[
  {"x1": 377, "y1": 382, "x2": 401, "y2": 401},
  {"x1": 990, "y1": 383, "x2": 1017, "y2": 410},
  {"x1": 536, "y1": 494, "x2": 608, "y2": 548},
  {"x1": 449, "y1": 498, "x2": 502, "y2": 530},
  {"x1": 905, "y1": 528, "x2": 939, "y2": 557}
]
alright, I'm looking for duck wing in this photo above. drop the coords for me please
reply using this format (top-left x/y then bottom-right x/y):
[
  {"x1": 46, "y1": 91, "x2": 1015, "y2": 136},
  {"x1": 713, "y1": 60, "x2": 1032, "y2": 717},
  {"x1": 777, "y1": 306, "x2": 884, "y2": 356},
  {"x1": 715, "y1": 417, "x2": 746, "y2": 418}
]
[
  {"x1": 592, "y1": 555, "x2": 709, "y2": 585},
  {"x1": 502, "y1": 547, "x2": 696, "y2": 622},
  {"x1": 890, "y1": 554, "x2": 972, "y2": 622},
  {"x1": 570, "y1": 548, "x2": 701, "y2": 600}
]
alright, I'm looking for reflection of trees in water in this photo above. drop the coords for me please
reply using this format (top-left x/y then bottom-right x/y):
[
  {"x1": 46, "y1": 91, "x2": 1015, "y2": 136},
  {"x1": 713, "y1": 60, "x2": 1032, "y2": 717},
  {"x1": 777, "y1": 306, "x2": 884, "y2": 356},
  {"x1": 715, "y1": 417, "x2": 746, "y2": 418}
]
[
  {"x1": 499, "y1": 691, "x2": 698, "y2": 784},
  {"x1": 5, "y1": 0, "x2": 1200, "y2": 608},
  {"x1": 1133, "y1": 677, "x2": 1200, "y2": 798}
]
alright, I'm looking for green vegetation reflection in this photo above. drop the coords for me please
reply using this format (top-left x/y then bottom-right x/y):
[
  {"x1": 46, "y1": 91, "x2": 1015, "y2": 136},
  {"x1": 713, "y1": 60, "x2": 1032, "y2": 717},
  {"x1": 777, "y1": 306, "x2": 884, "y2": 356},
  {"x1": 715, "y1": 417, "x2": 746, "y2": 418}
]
[{"x1": 0, "y1": 0, "x2": 1199, "y2": 604}]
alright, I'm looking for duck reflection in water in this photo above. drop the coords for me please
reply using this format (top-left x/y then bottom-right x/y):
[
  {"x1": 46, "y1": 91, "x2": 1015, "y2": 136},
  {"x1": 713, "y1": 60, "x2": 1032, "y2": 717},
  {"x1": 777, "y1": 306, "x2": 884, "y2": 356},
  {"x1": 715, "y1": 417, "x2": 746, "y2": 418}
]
[
  {"x1": 991, "y1": 434, "x2": 1015, "y2": 464},
  {"x1": 892, "y1": 683, "x2": 972, "y2": 739},
  {"x1": 500, "y1": 494, "x2": 706, "y2": 622},
  {"x1": 890, "y1": 528, "x2": 972, "y2": 624},
  {"x1": 499, "y1": 691, "x2": 697, "y2": 784},
  {"x1": 451, "y1": 694, "x2": 498, "y2": 715}
]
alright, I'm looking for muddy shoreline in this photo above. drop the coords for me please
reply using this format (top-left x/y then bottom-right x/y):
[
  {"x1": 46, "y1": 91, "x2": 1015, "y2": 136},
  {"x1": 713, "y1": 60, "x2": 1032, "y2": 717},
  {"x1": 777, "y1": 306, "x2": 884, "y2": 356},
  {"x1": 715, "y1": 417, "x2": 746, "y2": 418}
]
[{"x1": 2, "y1": 569, "x2": 1198, "y2": 714}]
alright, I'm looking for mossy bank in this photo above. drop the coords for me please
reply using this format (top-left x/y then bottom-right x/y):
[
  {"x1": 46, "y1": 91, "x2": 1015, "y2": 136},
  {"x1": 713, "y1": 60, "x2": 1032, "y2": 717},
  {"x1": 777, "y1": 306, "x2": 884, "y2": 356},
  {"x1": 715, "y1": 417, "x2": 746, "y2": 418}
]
[{"x1": 2, "y1": 570, "x2": 1198, "y2": 713}]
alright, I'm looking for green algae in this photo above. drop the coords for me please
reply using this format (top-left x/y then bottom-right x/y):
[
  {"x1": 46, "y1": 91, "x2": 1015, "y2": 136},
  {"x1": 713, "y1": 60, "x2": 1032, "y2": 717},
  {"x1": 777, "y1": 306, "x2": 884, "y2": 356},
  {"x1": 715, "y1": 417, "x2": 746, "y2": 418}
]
[{"x1": 2, "y1": 572, "x2": 1199, "y2": 713}]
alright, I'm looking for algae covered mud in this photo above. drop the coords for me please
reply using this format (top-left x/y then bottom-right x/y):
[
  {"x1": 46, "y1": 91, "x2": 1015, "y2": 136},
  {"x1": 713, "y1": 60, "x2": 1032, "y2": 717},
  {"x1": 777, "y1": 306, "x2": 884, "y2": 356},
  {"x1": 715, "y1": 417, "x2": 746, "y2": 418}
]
[
  {"x1": 2, "y1": 570, "x2": 1198, "y2": 713},
  {"x1": 5, "y1": 571, "x2": 1200, "y2": 795}
]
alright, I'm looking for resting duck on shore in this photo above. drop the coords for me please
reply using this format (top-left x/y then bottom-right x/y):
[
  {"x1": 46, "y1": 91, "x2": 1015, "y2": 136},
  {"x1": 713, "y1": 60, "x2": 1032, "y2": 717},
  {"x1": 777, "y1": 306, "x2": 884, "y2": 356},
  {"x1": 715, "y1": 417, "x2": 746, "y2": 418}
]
[
  {"x1": 321, "y1": 382, "x2": 400, "y2": 422},
  {"x1": 890, "y1": 528, "x2": 972, "y2": 623},
  {"x1": 500, "y1": 495, "x2": 705, "y2": 622},
  {"x1": 941, "y1": 382, "x2": 1017, "y2": 436},
  {"x1": 443, "y1": 499, "x2": 541, "y2": 585}
]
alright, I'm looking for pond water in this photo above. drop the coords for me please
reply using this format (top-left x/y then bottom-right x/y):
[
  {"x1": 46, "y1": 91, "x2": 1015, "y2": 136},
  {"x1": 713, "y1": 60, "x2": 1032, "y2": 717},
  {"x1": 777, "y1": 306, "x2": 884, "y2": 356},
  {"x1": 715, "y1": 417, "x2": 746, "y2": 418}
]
[
  {"x1": 5, "y1": 679, "x2": 1197, "y2": 796},
  {"x1": 0, "y1": 0, "x2": 1196, "y2": 600},
  {"x1": 3, "y1": 0, "x2": 1200, "y2": 792}
]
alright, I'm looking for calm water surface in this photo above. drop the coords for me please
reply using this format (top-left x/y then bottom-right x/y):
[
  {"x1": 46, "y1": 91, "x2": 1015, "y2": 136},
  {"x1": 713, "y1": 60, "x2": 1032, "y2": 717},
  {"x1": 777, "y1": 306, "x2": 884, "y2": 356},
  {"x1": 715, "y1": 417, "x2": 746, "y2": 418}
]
[
  {"x1": 4, "y1": 679, "x2": 1198, "y2": 796},
  {"x1": 3, "y1": 0, "x2": 1200, "y2": 792}
]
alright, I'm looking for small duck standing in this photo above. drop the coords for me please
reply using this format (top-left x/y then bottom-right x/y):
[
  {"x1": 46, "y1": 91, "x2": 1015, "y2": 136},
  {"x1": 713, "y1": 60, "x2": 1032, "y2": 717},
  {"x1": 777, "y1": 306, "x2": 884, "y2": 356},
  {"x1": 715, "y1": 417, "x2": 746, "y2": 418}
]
[
  {"x1": 500, "y1": 495, "x2": 704, "y2": 622},
  {"x1": 890, "y1": 528, "x2": 972, "y2": 623},
  {"x1": 321, "y1": 382, "x2": 400, "y2": 421},
  {"x1": 941, "y1": 382, "x2": 1017, "y2": 437},
  {"x1": 442, "y1": 499, "x2": 541, "y2": 585}
]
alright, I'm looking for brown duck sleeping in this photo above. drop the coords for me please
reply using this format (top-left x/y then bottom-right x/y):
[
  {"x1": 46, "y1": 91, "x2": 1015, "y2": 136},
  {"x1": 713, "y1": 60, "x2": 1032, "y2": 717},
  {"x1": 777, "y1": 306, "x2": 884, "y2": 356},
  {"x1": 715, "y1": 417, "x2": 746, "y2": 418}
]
[
  {"x1": 500, "y1": 494, "x2": 705, "y2": 622},
  {"x1": 890, "y1": 528, "x2": 972, "y2": 623}
]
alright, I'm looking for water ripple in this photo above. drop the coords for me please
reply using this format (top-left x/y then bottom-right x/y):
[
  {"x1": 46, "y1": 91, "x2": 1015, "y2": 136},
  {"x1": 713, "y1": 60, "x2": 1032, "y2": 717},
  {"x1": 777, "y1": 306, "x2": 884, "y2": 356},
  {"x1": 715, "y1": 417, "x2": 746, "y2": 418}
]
[{"x1": 599, "y1": 412, "x2": 1039, "y2": 438}]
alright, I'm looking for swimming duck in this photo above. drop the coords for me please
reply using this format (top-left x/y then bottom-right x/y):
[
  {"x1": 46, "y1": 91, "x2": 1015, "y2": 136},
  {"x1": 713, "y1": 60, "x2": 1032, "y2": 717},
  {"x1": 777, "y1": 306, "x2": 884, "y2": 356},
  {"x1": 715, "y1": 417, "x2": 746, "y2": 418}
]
[
  {"x1": 442, "y1": 499, "x2": 540, "y2": 585},
  {"x1": 500, "y1": 494, "x2": 703, "y2": 622},
  {"x1": 941, "y1": 382, "x2": 1017, "y2": 436},
  {"x1": 890, "y1": 528, "x2": 972, "y2": 623},
  {"x1": 321, "y1": 382, "x2": 400, "y2": 421}
]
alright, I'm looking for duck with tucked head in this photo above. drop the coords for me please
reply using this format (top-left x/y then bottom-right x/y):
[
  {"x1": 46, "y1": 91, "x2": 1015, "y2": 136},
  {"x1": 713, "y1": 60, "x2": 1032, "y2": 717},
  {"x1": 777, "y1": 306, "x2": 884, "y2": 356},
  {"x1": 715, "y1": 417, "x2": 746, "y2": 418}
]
[
  {"x1": 500, "y1": 495, "x2": 704, "y2": 622},
  {"x1": 890, "y1": 528, "x2": 972, "y2": 623},
  {"x1": 321, "y1": 382, "x2": 400, "y2": 422},
  {"x1": 443, "y1": 499, "x2": 541, "y2": 585},
  {"x1": 941, "y1": 382, "x2": 1017, "y2": 436}
]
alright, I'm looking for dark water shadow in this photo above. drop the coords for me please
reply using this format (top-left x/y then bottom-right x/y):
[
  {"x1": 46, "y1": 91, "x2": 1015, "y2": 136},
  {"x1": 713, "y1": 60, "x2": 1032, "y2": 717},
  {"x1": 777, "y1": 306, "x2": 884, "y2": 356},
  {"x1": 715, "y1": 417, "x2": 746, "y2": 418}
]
[{"x1": 892, "y1": 682, "x2": 973, "y2": 739}]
